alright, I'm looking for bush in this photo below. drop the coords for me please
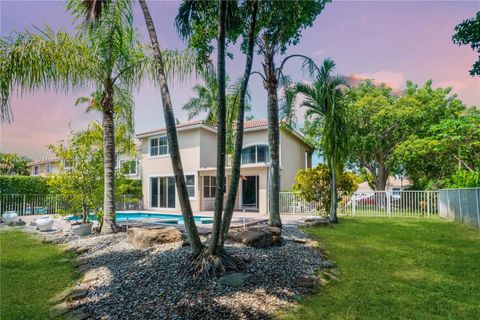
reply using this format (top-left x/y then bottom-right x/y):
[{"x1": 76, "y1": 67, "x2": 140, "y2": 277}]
[{"x1": 0, "y1": 175, "x2": 51, "y2": 194}]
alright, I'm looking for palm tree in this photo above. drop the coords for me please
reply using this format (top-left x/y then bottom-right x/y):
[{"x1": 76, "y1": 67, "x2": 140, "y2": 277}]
[
  {"x1": 182, "y1": 74, "x2": 251, "y2": 153},
  {"x1": 0, "y1": 0, "x2": 201, "y2": 233},
  {"x1": 293, "y1": 59, "x2": 348, "y2": 223}
]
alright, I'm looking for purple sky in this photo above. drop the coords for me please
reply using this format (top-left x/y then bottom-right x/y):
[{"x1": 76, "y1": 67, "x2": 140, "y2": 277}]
[{"x1": 1, "y1": 0, "x2": 479, "y2": 158}]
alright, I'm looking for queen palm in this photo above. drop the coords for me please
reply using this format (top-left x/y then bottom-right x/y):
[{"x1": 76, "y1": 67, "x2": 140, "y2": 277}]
[
  {"x1": 0, "y1": 0, "x2": 200, "y2": 233},
  {"x1": 293, "y1": 58, "x2": 348, "y2": 223}
]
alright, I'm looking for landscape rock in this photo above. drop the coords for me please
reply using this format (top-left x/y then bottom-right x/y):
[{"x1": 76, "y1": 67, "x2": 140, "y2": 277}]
[
  {"x1": 230, "y1": 226, "x2": 282, "y2": 248},
  {"x1": 7, "y1": 219, "x2": 26, "y2": 227},
  {"x1": 83, "y1": 268, "x2": 100, "y2": 283},
  {"x1": 127, "y1": 227, "x2": 183, "y2": 248},
  {"x1": 297, "y1": 275, "x2": 319, "y2": 289},
  {"x1": 49, "y1": 302, "x2": 69, "y2": 318},
  {"x1": 64, "y1": 307, "x2": 88, "y2": 320},
  {"x1": 219, "y1": 272, "x2": 250, "y2": 287}
]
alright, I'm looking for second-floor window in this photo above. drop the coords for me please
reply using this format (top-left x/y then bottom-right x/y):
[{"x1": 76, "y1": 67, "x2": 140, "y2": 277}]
[
  {"x1": 241, "y1": 144, "x2": 269, "y2": 164},
  {"x1": 150, "y1": 136, "x2": 168, "y2": 156},
  {"x1": 120, "y1": 160, "x2": 137, "y2": 176}
]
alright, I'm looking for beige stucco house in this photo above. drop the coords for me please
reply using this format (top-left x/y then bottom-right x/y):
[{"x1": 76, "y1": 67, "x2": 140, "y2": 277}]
[
  {"x1": 27, "y1": 158, "x2": 61, "y2": 177},
  {"x1": 136, "y1": 119, "x2": 313, "y2": 215}
]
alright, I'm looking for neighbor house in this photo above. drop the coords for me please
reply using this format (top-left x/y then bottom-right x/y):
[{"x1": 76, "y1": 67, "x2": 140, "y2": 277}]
[
  {"x1": 27, "y1": 158, "x2": 61, "y2": 177},
  {"x1": 136, "y1": 119, "x2": 313, "y2": 215}
]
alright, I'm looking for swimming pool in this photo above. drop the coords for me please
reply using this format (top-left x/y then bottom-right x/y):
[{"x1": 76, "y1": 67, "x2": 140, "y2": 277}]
[{"x1": 65, "y1": 212, "x2": 213, "y2": 225}]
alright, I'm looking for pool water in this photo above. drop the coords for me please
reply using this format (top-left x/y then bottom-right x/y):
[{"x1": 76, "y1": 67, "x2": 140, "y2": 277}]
[{"x1": 65, "y1": 212, "x2": 213, "y2": 225}]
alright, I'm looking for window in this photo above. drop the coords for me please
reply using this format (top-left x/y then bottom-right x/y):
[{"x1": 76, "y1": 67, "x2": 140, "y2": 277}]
[
  {"x1": 241, "y1": 145, "x2": 269, "y2": 164},
  {"x1": 186, "y1": 175, "x2": 195, "y2": 198},
  {"x1": 45, "y1": 163, "x2": 52, "y2": 174},
  {"x1": 149, "y1": 136, "x2": 168, "y2": 156},
  {"x1": 203, "y1": 176, "x2": 226, "y2": 198},
  {"x1": 150, "y1": 176, "x2": 175, "y2": 208},
  {"x1": 120, "y1": 160, "x2": 137, "y2": 175},
  {"x1": 32, "y1": 166, "x2": 39, "y2": 176}
]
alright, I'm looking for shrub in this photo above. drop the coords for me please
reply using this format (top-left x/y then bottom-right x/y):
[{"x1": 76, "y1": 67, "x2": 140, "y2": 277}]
[{"x1": 0, "y1": 175, "x2": 51, "y2": 194}]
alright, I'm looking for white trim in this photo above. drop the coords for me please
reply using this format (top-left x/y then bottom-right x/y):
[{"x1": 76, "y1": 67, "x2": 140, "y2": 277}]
[
  {"x1": 137, "y1": 123, "x2": 217, "y2": 139},
  {"x1": 241, "y1": 143, "x2": 270, "y2": 165},
  {"x1": 148, "y1": 174, "x2": 176, "y2": 209},
  {"x1": 240, "y1": 175, "x2": 259, "y2": 209},
  {"x1": 119, "y1": 159, "x2": 138, "y2": 176}
]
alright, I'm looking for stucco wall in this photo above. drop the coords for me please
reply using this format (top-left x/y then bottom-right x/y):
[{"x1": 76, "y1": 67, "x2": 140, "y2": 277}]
[{"x1": 279, "y1": 129, "x2": 312, "y2": 190}]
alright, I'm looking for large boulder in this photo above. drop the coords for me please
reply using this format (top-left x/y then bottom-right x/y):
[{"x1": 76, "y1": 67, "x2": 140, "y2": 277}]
[
  {"x1": 230, "y1": 226, "x2": 282, "y2": 248},
  {"x1": 126, "y1": 227, "x2": 182, "y2": 248}
]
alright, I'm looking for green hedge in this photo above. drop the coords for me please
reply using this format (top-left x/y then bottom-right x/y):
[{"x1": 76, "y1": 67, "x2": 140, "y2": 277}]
[{"x1": 0, "y1": 175, "x2": 51, "y2": 194}]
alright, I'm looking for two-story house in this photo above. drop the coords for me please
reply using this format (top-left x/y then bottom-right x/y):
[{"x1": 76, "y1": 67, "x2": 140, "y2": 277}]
[
  {"x1": 136, "y1": 119, "x2": 313, "y2": 215},
  {"x1": 27, "y1": 158, "x2": 61, "y2": 176}
]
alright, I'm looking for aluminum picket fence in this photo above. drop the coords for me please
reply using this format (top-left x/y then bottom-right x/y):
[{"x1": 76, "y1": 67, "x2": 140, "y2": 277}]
[
  {"x1": 0, "y1": 194, "x2": 68, "y2": 215},
  {"x1": 280, "y1": 192, "x2": 321, "y2": 215},
  {"x1": 342, "y1": 191, "x2": 438, "y2": 217}
]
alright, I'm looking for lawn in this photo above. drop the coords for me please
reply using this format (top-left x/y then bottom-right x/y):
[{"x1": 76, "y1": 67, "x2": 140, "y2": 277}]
[
  {"x1": 0, "y1": 230, "x2": 78, "y2": 319},
  {"x1": 280, "y1": 217, "x2": 480, "y2": 320}
]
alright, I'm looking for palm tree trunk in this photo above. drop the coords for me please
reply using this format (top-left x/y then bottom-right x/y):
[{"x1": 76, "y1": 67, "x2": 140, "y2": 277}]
[
  {"x1": 264, "y1": 49, "x2": 282, "y2": 228},
  {"x1": 220, "y1": 0, "x2": 258, "y2": 246},
  {"x1": 139, "y1": 0, "x2": 202, "y2": 254},
  {"x1": 209, "y1": 0, "x2": 227, "y2": 256},
  {"x1": 101, "y1": 80, "x2": 116, "y2": 234},
  {"x1": 329, "y1": 163, "x2": 338, "y2": 223}
]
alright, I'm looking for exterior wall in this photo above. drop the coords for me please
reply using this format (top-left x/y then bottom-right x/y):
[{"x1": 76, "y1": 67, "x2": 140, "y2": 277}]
[
  {"x1": 139, "y1": 128, "x2": 202, "y2": 212},
  {"x1": 199, "y1": 129, "x2": 218, "y2": 168},
  {"x1": 279, "y1": 128, "x2": 312, "y2": 190},
  {"x1": 28, "y1": 162, "x2": 60, "y2": 177}
]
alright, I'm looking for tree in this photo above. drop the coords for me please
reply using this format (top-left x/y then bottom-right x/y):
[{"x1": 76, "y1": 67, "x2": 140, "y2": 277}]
[
  {"x1": 394, "y1": 108, "x2": 480, "y2": 189},
  {"x1": 0, "y1": 153, "x2": 30, "y2": 176},
  {"x1": 452, "y1": 11, "x2": 480, "y2": 76},
  {"x1": 345, "y1": 80, "x2": 465, "y2": 191},
  {"x1": 48, "y1": 126, "x2": 104, "y2": 225},
  {"x1": 1, "y1": 0, "x2": 198, "y2": 233},
  {"x1": 252, "y1": 0, "x2": 330, "y2": 228},
  {"x1": 293, "y1": 164, "x2": 358, "y2": 217},
  {"x1": 291, "y1": 59, "x2": 348, "y2": 223}
]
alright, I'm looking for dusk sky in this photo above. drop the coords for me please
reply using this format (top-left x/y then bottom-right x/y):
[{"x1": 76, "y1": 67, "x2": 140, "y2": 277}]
[{"x1": 0, "y1": 0, "x2": 479, "y2": 158}]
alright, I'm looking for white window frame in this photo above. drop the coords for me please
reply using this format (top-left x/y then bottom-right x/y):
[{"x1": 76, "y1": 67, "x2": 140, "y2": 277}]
[
  {"x1": 149, "y1": 174, "x2": 176, "y2": 209},
  {"x1": 185, "y1": 174, "x2": 196, "y2": 200},
  {"x1": 148, "y1": 135, "x2": 169, "y2": 158},
  {"x1": 203, "y1": 175, "x2": 226, "y2": 199},
  {"x1": 120, "y1": 159, "x2": 138, "y2": 176},
  {"x1": 45, "y1": 163, "x2": 52, "y2": 174},
  {"x1": 32, "y1": 165, "x2": 40, "y2": 176}
]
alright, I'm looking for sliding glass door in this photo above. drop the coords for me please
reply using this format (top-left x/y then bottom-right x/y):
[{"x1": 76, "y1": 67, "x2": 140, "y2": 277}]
[{"x1": 150, "y1": 176, "x2": 176, "y2": 208}]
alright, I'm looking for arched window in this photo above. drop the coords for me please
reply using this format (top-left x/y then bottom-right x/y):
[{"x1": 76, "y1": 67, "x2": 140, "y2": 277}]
[{"x1": 241, "y1": 144, "x2": 269, "y2": 164}]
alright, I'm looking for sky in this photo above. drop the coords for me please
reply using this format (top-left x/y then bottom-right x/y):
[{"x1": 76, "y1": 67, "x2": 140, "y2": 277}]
[{"x1": 0, "y1": 0, "x2": 479, "y2": 158}]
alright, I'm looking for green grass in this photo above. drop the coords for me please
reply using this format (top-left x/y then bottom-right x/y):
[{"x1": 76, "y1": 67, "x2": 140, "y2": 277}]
[
  {"x1": 280, "y1": 217, "x2": 480, "y2": 320},
  {"x1": 0, "y1": 230, "x2": 78, "y2": 319}
]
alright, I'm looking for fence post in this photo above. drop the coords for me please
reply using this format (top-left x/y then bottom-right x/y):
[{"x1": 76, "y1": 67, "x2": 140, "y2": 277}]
[
  {"x1": 352, "y1": 197, "x2": 356, "y2": 216},
  {"x1": 22, "y1": 194, "x2": 26, "y2": 215},
  {"x1": 475, "y1": 189, "x2": 480, "y2": 229},
  {"x1": 458, "y1": 189, "x2": 463, "y2": 223},
  {"x1": 386, "y1": 192, "x2": 391, "y2": 217},
  {"x1": 427, "y1": 192, "x2": 430, "y2": 217}
]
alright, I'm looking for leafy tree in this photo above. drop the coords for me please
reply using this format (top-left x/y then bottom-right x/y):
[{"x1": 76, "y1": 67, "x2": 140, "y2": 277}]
[
  {"x1": 293, "y1": 164, "x2": 358, "y2": 217},
  {"x1": 394, "y1": 108, "x2": 480, "y2": 189},
  {"x1": 0, "y1": 153, "x2": 30, "y2": 176},
  {"x1": 251, "y1": 0, "x2": 330, "y2": 228},
  {"x1": 48, "y1": 127, "x2": 104, "y2": 224},
  {"x1": 1, "y1": 0, "x2": 198, "y2": 233},
  {"x1": 345, "y1": 80, "x2": 465, "y2": 191},
  {"x1": 290, "y1": 59, "x2": 348, "y2": 223},
  {"x1": 452, "y1": 11, "x2": 480, "y2": 76}
]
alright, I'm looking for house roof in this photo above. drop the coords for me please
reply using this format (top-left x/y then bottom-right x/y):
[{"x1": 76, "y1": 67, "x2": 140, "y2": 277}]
[
  {"x1": 136, "y1": 119, "x2": 312, "y2": 148},
  {"x1": 27, "y1": 158, "x2": 59, "y2": 167}
]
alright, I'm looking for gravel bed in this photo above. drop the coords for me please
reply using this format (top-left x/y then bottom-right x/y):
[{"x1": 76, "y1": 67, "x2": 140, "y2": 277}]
[{"x1": 34, "y1": 224, "x2": 323, "y2": 319}]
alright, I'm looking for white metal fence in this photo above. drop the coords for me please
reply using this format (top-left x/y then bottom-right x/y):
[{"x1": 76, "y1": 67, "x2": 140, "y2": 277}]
[
  {"x1": 0, "y1": 194, "x2": 68, "y2": 215},
  {"x1": 342, "y1": 191, "x2": 439, "y2": 217},
  {"x1": 1, "y1": 194, "x2": 143, "y2": 216},
  {"x1": 280, "y1": 192, "x2": 321, "y2": 215},
  {"x1": 280, "y1": 190, "x2": 439, "y2": 217},
  {"x1": 438, "y1": 188, "x2": 480, "y2": 229}
]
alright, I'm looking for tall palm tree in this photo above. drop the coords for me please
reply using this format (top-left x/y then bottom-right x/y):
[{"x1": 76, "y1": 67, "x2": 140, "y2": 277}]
[
  {"x1": 0, "y1": 0, "x2": 201, "y2": 233},
  {"x1": 183, "y1": 74, "x2": 251, "y2": 153},
  {"x1": 293, "y1": 59, "x2": 348, "y2": 223}
]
